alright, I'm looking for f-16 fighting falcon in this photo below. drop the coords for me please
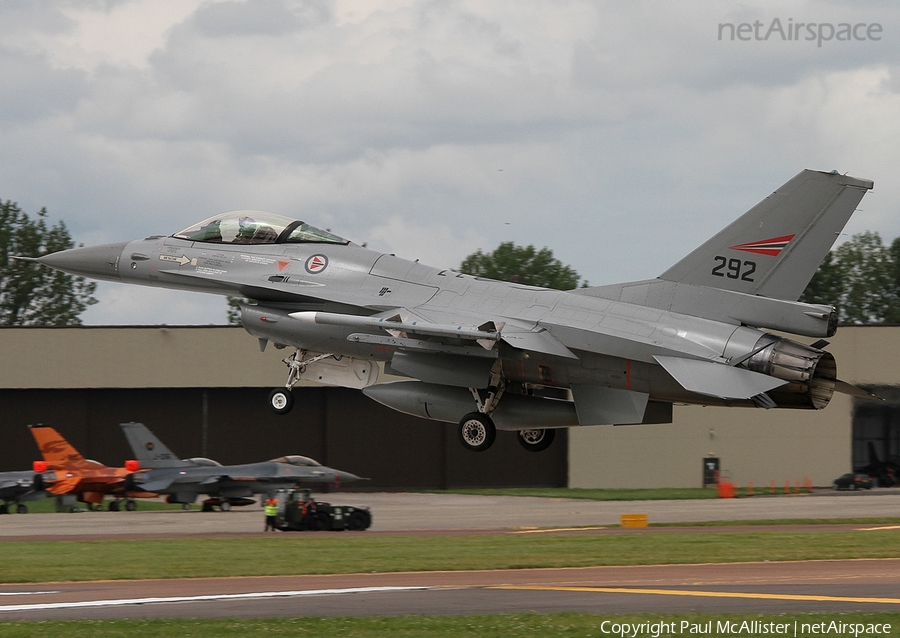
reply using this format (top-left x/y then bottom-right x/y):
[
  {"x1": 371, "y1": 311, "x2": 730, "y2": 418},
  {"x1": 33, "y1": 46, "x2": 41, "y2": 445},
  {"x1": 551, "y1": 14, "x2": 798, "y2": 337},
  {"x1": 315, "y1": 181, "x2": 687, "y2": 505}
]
[
  {"x1": 30, "y1": 425, "x2": 153, "y2": 511},
  {"x1": 32, "y1": 170, "x2": 874, "y2": 452},
  {"x1": 0, "y1": 470, "x2": 45, "y2": 514},
  {"x1": 119, "y1": 422, "x2": 365, "y2": 511}
]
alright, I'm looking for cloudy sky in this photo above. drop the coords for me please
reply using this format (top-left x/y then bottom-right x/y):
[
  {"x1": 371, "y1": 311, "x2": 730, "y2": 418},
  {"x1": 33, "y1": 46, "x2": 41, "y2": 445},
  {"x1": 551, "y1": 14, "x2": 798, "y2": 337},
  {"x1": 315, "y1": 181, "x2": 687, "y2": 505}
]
[{"x1": 2, "y1": 0, "x2": 898, "y2": 324}]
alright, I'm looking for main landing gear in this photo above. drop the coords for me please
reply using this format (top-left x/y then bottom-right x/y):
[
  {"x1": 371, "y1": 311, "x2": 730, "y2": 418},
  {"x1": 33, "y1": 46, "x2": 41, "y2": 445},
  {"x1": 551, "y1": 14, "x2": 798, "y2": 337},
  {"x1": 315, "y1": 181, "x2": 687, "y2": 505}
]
[
  {"x1": 457, "y1": 377, "x2": 556, "y2": 453},
  {"x1": 516, "y1": 428, "x2": 556, "y2": 452},
  {"x1": 458, "y1": 412, "x2": 496, "y2": 452},
  {"x1": 269, "y1": 350, "x2": 335, "y2": 415}
]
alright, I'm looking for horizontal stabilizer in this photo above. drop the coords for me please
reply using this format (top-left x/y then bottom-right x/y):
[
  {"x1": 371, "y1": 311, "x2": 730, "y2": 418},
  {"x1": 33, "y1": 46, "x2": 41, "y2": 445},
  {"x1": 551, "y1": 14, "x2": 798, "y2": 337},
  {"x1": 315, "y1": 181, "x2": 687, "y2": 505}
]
[
  {"x1": 45, "y1": 477, "x2": 84, "y2": 495},
  {"x1": 654, "y1": 355, "x2": 787, "y2": 399}
]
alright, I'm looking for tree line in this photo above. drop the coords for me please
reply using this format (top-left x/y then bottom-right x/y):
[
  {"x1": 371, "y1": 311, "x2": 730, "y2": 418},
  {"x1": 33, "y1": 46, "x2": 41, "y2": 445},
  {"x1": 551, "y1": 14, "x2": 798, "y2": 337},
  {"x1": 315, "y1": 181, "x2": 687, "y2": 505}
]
[
  {"x1": 0, "y1": 201, "x2": 96, "y2": 326},
  {"x1": 799, "y1": 231, "x2": 900, "y2": 324}
]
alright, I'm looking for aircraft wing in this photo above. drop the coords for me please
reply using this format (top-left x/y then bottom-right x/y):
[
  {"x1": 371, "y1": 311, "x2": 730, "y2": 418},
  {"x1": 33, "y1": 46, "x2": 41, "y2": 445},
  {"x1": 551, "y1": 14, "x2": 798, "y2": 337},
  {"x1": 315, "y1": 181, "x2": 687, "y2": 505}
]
[
  {"x1": 137, "y1": 475, "x2": 177, "y2": 492},
  {"x1": 0, "y1": 473, "x2": 34, "y2": 492}
]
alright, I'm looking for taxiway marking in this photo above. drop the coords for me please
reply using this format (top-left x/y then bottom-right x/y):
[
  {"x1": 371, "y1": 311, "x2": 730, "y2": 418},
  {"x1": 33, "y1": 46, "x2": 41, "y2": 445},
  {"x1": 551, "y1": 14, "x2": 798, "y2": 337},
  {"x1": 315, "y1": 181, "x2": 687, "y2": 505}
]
[
  {"x1": 510, "y1": 526, "x2": 607, "y2": 534},
  {"x1": 489, "y1": 585, "x2": 900, "y2": 605},
  {"x1": 0, "y1": 586, "x2": 429, "y2": 613}
]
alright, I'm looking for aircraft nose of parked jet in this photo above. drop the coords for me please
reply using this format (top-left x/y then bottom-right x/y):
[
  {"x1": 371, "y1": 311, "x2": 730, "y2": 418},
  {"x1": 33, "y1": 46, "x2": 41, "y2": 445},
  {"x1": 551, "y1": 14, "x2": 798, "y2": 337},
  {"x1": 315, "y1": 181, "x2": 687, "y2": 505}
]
[
  {"x1": 37, "y1": 241, "x2": 129, "y2": 282},
  {"x1": 335, "y1": 471, "x2": 367, "y2": 483}
]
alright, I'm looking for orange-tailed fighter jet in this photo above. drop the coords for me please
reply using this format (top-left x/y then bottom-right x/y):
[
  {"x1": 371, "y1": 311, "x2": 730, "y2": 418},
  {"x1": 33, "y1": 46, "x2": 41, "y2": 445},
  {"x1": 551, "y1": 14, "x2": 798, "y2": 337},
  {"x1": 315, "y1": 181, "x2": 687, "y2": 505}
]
[{"x1": 30, "y1": 425, "x2": 154, "y2": 511}]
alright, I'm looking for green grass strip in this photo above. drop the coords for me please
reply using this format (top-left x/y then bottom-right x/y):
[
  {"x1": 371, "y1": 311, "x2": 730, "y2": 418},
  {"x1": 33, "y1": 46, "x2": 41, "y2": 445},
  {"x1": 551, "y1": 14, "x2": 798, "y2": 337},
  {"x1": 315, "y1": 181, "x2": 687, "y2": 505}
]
[
  {"x1": 9, "y1": 498, "x2": 189, "y2": 514},
  {"x1": 2, "y1": 528, "x2": 899, "y2": 583},
  {"x1": 1, "y1": 613, "x2": 899, "y2": 637}
]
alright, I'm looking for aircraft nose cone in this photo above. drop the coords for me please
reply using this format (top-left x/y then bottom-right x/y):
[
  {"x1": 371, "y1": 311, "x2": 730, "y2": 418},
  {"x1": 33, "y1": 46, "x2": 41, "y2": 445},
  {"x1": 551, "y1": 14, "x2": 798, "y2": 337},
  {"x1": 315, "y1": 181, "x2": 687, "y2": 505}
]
[
  {"x1": 38, "y1": 242, "x2": 129, "y2": 282},
  {"x1": 335, "y1": 471, "x2": 366, "y2": 483}
]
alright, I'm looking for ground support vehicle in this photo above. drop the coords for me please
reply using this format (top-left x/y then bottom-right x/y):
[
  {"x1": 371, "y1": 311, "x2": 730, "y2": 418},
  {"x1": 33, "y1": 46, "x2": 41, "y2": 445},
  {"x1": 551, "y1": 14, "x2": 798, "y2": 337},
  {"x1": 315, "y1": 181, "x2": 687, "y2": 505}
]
[{"x1": 274, "y1": 489, "x2": 372, "y2": 531}]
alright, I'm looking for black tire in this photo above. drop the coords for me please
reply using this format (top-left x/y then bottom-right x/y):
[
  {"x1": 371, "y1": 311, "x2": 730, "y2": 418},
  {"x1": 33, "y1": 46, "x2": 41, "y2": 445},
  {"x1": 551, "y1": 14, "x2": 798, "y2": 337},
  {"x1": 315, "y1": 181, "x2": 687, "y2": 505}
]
[
  {"x1": 202, "y1": 502, "x2": 215, "y2": 512},
  {"x1": 458, "y1": 412, "x2": 496, "y2": 452},
  {"x1": 517, "y1": 428, "x2": 556, "y2": 452},
  {"x1": 347, "y1": 510, "x2": 370, "y2": 531},
  {"x1": 125, "y1": 500, "x2": 137, "y2": 511},
  {"x1": 108, "y1": 501, "x2": 120, "y2": 512},
  {"x1": 316, "y1": 511, "x2": 331, "y2": 531},
  {"x1": 16, "y1": 504, "x2": 27, "y2": 514},
  {"x1": 269, "y1": 388, "x2": 294, "y2": 415},
  {"x1": 0, "y1": 504, "x2": 8, "y2": 515}
]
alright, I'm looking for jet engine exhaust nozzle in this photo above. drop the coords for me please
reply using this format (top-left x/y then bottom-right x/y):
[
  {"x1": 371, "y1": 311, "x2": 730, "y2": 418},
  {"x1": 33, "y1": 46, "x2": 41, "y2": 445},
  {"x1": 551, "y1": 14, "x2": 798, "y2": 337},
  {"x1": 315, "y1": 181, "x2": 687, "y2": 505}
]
[{"x1": 745, "y1": 335, "x2": 835, "y2": 409}]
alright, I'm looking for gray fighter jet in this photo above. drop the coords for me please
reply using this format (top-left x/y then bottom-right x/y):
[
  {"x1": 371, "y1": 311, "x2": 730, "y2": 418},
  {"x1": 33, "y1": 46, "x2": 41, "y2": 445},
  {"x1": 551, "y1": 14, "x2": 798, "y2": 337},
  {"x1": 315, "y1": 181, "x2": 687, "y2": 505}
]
[
  {"x1": 33, "y1": 170, "x2": 875, "y2": 452},
  {"x1": 119, "y1": 422, "x2": 364, "y2": 510},
  {"x1": 0, "y1": 470, "x2": 45, "y2": 514}
]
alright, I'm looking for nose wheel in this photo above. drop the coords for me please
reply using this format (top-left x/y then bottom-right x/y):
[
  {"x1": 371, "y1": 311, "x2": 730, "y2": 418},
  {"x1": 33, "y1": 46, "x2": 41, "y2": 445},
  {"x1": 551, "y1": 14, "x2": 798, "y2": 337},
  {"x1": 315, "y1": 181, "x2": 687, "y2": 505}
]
[
  {"x1": 269, "y1": 350, "x2": 337, "y2": 414},
  {"x1": 269, "y1": 388, "x2": 294, "y2": 414}
]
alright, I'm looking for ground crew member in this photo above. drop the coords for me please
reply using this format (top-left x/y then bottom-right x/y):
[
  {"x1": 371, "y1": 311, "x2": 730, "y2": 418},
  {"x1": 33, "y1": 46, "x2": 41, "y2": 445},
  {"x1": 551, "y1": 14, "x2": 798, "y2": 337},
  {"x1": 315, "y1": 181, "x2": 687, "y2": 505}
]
[
  {"x1": 264, "y1": 496, "x2": 279, "y2": 531},
  {"x1": 301, "y1": 497, "x2": 317, "y2": 530}
]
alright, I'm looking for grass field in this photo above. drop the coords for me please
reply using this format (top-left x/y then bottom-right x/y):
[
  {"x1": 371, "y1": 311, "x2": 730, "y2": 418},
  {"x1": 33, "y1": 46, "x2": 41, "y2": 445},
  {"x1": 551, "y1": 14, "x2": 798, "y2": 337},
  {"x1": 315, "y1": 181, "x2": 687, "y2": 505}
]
[
  {"x1": 10, "y1": 498, "x2": 190, "y2": 514},
  {"x1": 2, "y1": 526, "x2": 899, "y2": 583},
  {"x1": 2, "y1": 613, "x2": 899, "y2": 637}
]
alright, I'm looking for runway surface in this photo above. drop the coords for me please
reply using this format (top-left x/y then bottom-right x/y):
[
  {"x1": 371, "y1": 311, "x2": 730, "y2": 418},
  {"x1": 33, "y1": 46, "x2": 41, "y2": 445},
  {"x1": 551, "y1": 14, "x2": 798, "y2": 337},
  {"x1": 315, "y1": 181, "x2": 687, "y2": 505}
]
[
  {"x1": 1, "y1": 491, "x2": 899, "y2": 620},
  {"x1": 1, "y1": 559, "x2": 899, "y2": 620}
]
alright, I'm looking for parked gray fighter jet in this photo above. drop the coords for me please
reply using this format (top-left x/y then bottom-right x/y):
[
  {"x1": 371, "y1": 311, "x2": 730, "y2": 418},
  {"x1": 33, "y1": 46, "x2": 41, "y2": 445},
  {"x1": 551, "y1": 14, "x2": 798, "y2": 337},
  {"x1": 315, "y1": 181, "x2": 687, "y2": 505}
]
[
  {"x1": 119, "y1": 422, "x2": 364, "y2": 510},
  {"x1": 33, "y1": 170, "x2": 875, "y2": 452},
  {"x1": 0, "y1": 470, "x2": 45, "y2": 514}
]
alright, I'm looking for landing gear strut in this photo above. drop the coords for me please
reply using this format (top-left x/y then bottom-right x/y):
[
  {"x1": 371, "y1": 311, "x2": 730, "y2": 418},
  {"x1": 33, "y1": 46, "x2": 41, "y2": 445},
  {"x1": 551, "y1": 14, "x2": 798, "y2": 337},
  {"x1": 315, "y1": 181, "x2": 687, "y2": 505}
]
[
  {"x1": 458, "y1": 372, "x2": 506, "y2": 452},
  {"x1": 269, "y1": 349, "x2": 335, "y2": 415}
]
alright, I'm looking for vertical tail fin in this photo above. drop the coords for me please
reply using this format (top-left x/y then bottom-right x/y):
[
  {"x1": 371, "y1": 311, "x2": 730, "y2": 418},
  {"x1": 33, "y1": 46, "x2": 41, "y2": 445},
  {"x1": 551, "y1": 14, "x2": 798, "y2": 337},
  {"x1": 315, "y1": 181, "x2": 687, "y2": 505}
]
[
  {"x1": 119, "y1": 422, "x2": 188, "y2": 468},
  {"x1": 29, "y1": 425, "x2": 95, "y2": 470},
  {"x1": 659, "y1": 170, "x2": 873, "y2": 301}
]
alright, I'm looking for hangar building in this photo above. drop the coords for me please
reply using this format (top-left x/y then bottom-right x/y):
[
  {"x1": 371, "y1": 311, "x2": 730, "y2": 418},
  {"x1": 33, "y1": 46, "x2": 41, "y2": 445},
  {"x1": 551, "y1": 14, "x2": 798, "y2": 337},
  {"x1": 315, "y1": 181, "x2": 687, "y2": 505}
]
[{"x1": 0, "y1": 325, "x2": 895, "y2": 489}]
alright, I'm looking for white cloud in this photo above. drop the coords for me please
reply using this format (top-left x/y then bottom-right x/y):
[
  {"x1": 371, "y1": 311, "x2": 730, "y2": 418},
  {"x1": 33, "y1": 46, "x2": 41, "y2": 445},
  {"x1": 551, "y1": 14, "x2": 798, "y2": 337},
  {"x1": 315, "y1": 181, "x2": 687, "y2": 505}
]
[{"x1": 1, "y1": 0, "x2": 899, "y2": 322}]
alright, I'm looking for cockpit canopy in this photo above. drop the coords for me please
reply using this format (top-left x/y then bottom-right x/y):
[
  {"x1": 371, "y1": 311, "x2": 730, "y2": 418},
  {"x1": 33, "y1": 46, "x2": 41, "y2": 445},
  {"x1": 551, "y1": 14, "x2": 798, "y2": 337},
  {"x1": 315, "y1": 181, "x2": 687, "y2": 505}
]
[
  {"x1": 186, "y1": 457, "x2": 222, "y2": 467},
  {"x1": 173, "y1": 211, "x2": 348, "y2": 246},
  {"x1": 270, "y1": 455, "x2": 323, "y2": 467}
]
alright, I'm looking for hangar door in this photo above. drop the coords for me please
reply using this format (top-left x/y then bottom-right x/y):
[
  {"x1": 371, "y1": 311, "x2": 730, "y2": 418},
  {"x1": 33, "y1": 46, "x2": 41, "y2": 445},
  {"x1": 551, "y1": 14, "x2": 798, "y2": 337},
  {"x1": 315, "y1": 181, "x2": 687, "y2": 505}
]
[{"x1": 853, "y1": 387, "x2": 900, "y2": 484}]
